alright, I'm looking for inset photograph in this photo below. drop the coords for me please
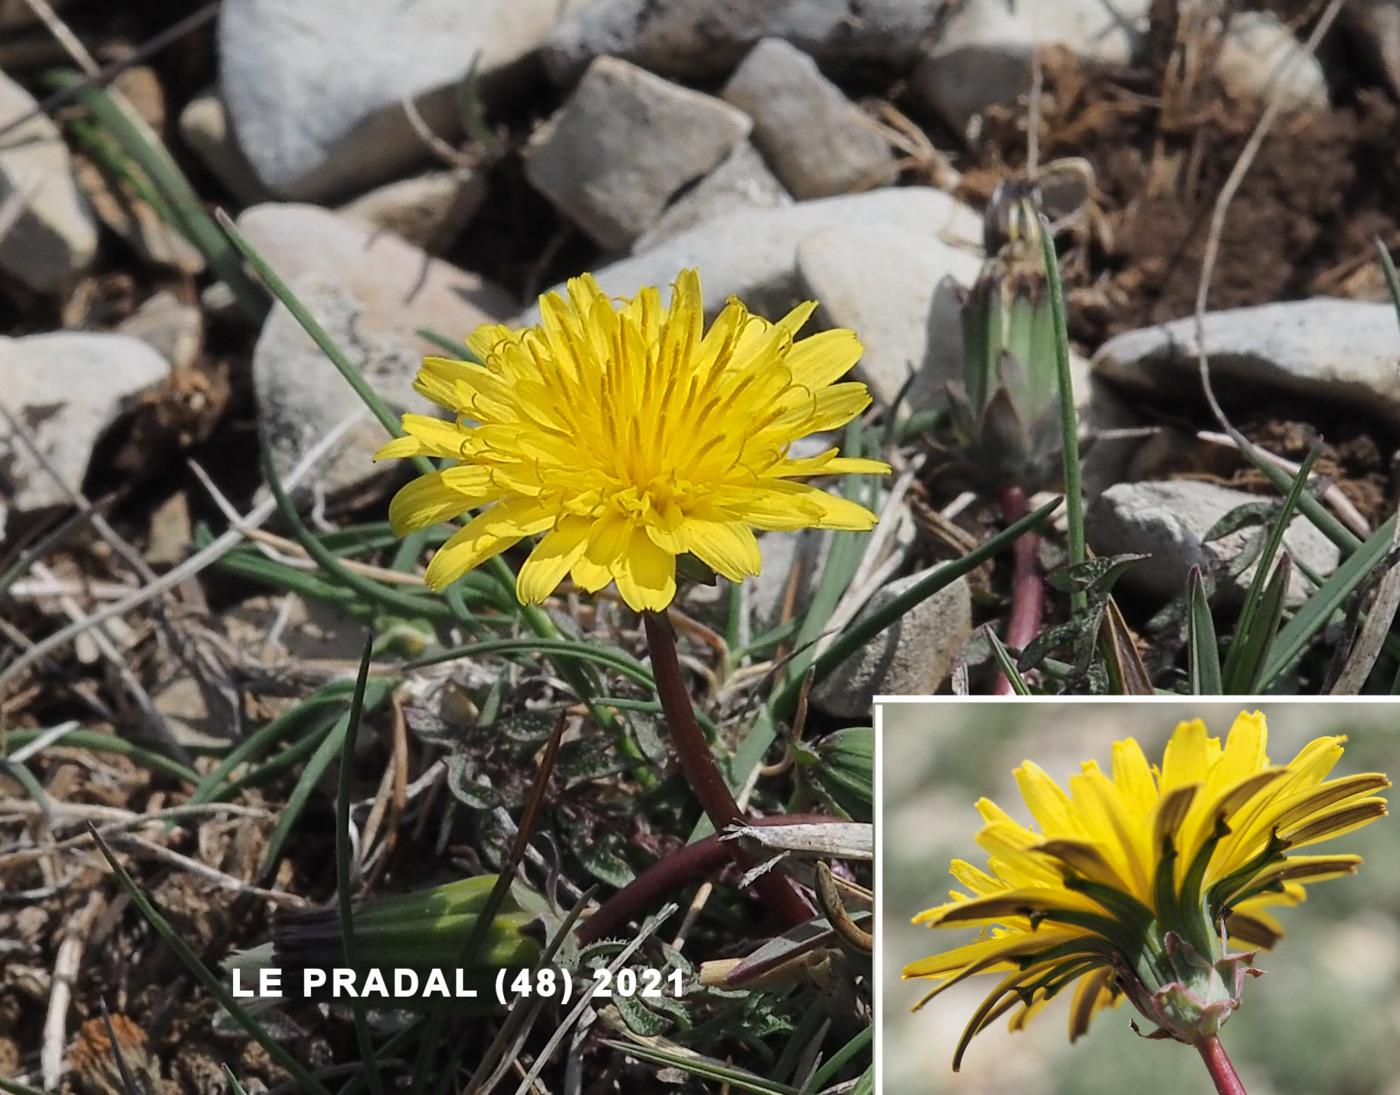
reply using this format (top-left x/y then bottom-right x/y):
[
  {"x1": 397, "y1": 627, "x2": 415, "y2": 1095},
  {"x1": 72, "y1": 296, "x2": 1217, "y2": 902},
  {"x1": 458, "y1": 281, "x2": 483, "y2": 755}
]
[{"x1": 880, "y1": 700, "x2": 1396, "y2": 1095}]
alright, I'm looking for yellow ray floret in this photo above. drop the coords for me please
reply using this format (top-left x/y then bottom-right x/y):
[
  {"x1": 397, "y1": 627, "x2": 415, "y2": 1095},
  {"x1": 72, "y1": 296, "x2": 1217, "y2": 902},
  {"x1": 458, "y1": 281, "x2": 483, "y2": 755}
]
[
  {"x1": 904, "y1": 711, "x2": 1389, "y2": 1067},
  {"x1": 376, "y1": 269, "x2": 889, "y2": 611}
]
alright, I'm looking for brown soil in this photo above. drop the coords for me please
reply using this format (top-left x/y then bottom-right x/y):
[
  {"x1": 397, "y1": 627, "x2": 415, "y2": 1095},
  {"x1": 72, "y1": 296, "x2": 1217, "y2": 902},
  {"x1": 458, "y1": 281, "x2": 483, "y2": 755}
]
[{"x1": 958, "y1": 39, "x2": 1400, "y2": 346}]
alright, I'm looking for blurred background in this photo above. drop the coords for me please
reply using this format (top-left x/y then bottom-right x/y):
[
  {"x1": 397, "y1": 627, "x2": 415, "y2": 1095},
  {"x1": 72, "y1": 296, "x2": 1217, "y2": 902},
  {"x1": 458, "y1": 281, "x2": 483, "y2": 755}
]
[{"x1": 880, "y1": 702, "x2": 1400, "y2": 1095}]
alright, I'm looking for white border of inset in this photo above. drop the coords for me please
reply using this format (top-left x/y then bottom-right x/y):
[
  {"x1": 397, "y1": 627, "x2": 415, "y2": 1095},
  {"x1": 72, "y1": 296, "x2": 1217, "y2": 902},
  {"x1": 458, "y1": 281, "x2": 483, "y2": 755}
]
[{"x1": 871, "y1": 693, "x2": 1400, "y2": 1094}]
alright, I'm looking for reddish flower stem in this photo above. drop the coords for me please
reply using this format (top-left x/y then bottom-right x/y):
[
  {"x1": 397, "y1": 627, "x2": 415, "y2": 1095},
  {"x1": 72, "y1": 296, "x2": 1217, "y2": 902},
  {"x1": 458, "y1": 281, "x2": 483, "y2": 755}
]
[
  {"x1": 642, "y1": 612, "x2": 812, "y2": 930},
  {"x1": 1195, "y1": 1035, "x2": 1248, "y2": 1095},
  {"x1": 577, "y1": 813, "x2": 832, "y2": 945},
  {"x1": 993, "y1": 484, "x2": 1044, "y2": 695}
]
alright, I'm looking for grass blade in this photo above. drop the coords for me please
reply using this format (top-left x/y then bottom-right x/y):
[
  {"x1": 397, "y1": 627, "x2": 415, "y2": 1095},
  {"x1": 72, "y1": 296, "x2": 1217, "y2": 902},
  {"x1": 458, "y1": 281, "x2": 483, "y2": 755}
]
[
  {"x1": 1186, "y1": 566, "x2": 1223, "y2": 695},
  {"x1": 1226, "y1": 555, "x2": 1292, "y2": 695},
  {"x1": 86, "y1": 827, "x2": 334, "y2": 1095},
  {"x1": 1221, "y1": 448, "x2": 1317, "y2": 689},
  {"x1": 808, "y1": 1025, "x2": 872, "y2": 1090},
  {"x1": 2, "y1": 728, "x2": 198, "y2": 784},
  {"x1": 601, "y1": 1041, "x2": 797, "y2": 1095},
  {"x1": 1261, "y1": 514, "x2": 1397, "y2": 686},
  {"x1": 44, "y1": 70, "x2": 264, "y2": 319},
  {"x1": 337, "y1": 638, "x2": 386, "y2": 1095},
  {"x1": 771, "y1": 495, "x2": 1061, "y2": 716},
  {"x1": 260, "y1": 678, "x2": 395, "y2": 878},
  {"x1": 1100, "y1": 597, "x2": 1153, "y2": 695},
  {"x1": 1037, "y1": 215, "x2": 1085, "y2": 611},
  {"x1": 984, "y1": 628, "x2": 1032, "y2": 695}
]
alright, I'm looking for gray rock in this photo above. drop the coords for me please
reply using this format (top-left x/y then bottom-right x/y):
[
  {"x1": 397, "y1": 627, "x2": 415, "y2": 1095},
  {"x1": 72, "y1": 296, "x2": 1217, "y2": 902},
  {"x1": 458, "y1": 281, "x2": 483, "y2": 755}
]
[
  {"x1": 543, "y1": 0, "x2": 945, "y2": 84},
  {"x1": 1346, "y1": 0, "x2": 1400, "y2": 98},
  {"x1": 339, "y1": 168, "x2": 487, "y2": 254},
  {"x1": 235, "y1": 203, "x2": 515, "y2": 350},
  {"x1": 0, "y1": 69, "x2": 98, "y2": 294},
  {"x1": 0, "y1": 333, "x2": 170, "y2": 512},
  {"x1": 794, "y1": 223, "x2": 982, "y2": 410},
  {"x1": 633, "y1": 143, "x2": 790, "y2": 252},
  {"x1": 754, "y1": 527, "x2": 834, "y2": 631},
  {"x1": 1088, "y1": 479, "x2": 1340, "y2": 605},
  {"x1": 218, "y1": 0, "x2": 580, "y2": 200},
  {"x1": 911, "y1": 0, "x2": 1152, "y2": 134},
  {"x1": 527, "y1": 187, "x2": 982, "y2": 324},
  {"x1": 1215, "y1": 12, "x2": 1329, "y2": 111},
  {"x1": 722, "y1": 38, "x2": 892, "y2": 200},
  {"x1": 523, "y1": 57, "x2": 751, "y2": 251},
  {"x1": 812, "y1": 570, "x2": 972, "y2": 716},
  {"x1": 117, "y1": 290, "x2": 204, "y2": 371},
  {"x1": 254, "y1": 272, "x2": 432, "y2": 499},
  {"x1": 177, "y1": 90, "x2": 268, "y2": 205},
  {"x1": 1092, "y1": 300, "x2": 1400, "y2": 426}
]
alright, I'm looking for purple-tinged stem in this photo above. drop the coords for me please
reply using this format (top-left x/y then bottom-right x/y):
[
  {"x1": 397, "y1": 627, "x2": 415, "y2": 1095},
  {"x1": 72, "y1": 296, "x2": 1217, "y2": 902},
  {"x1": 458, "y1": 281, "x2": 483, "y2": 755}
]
[
  {"x1": 643, "y1": 612, "x2": 812, "y2": 929},
  {"x1": 1195, "y1": 1035, "x2": 1248, "y2": 1095},
  {"x1": 993, "y1": 485, "x2": 1044, "y2": 695}
]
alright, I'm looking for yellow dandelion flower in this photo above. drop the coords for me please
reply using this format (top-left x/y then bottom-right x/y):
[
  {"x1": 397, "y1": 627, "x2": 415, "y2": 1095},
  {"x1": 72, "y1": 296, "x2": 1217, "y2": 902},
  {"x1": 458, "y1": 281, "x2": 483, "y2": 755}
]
[
  {"x1": 375, "y1": 269, "x2": 890, "y2": 611},
  {"x1": 904, "y1": 711, "x2": 1389, "y2": 1070}
]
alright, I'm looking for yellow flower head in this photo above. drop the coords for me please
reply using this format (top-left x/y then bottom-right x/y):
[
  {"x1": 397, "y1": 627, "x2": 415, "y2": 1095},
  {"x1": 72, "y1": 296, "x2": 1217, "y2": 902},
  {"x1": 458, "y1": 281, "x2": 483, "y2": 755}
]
[
  {"x1": 904, "y1": 712, "x2": 1389, "y2": 1068},
  {"x1": 377, "y1": 269, "x2": 889, "y2": 611}
]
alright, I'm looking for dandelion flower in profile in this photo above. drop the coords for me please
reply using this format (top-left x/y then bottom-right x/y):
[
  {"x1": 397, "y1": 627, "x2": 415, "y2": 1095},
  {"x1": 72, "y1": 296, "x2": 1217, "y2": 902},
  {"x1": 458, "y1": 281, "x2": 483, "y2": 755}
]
[
  {"x1": 376, "y1": 269, "x2": 889, "y2": 611},
  {"x1": 904, "y1": 711, "x2": 1389, "y2": 1086}
]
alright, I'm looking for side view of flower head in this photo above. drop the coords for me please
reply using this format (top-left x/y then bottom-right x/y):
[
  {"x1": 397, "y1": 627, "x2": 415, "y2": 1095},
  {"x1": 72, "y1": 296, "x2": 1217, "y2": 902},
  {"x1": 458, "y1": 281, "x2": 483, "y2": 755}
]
[
  {"x1": 904, "y1": 711, "x2": 1390, "y2": 1076},
  {"x1": 375, "y1": 268, "x2": 890, "y2": 611}
]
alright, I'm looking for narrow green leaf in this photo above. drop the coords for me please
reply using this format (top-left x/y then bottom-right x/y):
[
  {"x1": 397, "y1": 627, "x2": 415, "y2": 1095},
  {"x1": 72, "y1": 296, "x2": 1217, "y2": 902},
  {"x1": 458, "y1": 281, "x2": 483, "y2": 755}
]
[
  {"x1": 1186, "y1": 567, "x2": 1223, "y2": 695},
  {"x1": 1225, "y1": 555, "x2": 1292, "y2": 694},
  {"x1": 338, "y1": 638, "x2": 386, "y2": 1095},
  {"x1": 1262, "y1": 515, "x2": 1397, "y2": 686},
  {"x1": 809, "y1": 1024, "x2": 872, "y2": 1089},
  {"x1": 260, "y1": 679, "x2": 395, "y2": 877},
  {"x1": 772, "y1": 495, "x2": 1061, "y2": 716},
  {"x1": 1037, "y1": 216, "x2": 1084, "y2": 611},
  {"x1": 43, "y1": 70, "x2": 264, "y2": 320},
  {"x1": 602, "y1": 1040, "x2": 798, "y2": 1095},
  {"x1": 985, "y1": 628, "x2": 1033, "y2": 695},
  {"x1": 1221, "y1": 448, "x2": 1317, "y2": 689},
  {"x1": 87, "y1": 828, "x2": 335, "y2": 1095},
  {"x1": 2, "y1": 728, "x2": 198, "y2": 784}
]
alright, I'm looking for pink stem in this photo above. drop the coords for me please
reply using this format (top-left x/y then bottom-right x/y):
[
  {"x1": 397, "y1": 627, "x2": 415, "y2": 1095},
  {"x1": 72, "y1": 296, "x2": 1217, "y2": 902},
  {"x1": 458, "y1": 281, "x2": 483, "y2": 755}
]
[
  {"x1": 1195, "y1": 1035, "x2": 1248, "y2": 1095},
  {"x1": 993, "y1": 484, "x2": 1044, "y2": 695},
  {"x1": 642, "y1": 613, "x2": 812, "y2": 930},
  {"x1": 577, "y1": 813, "x2": 833, "y2": 945}
]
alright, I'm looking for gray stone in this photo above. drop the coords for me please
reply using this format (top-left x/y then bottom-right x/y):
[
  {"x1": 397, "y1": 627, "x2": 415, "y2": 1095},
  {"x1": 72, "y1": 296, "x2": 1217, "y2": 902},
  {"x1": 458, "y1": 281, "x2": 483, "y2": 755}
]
[
  {"x1": 177, "y1": 90, "x2": 268, "y2": 206},
  {"x1": 235, "y1": 203, "x2": 515, "y2": 350},
  {"x1": 1088, "y1": 479, "x2": 1340, "y2": 605},
  {"x1": 524, "y1": 57, "x2": 751, "y2": 251},
  {"x1": 340, "y1": 168, "x2": 487, "y2": 254},
  {"x1": 794, "y1": 223, "x2": 982, "y2": 410},
  {"x1": 754, "y1": 527, "x2": 834, "y2": 632},
  {"x1": 526, "y1": 187, "x2": 982, "y2": 324},
  {"x1": 117, "y1": 290, "x2": 204, "y2": 371},
  {"x1": 253, "y1": 272, "x2": 432, "y2": 499},
  {"x1": 1215, "y1": 12, "x2": 1328, "y2": 111},
  {"x1": 633, "y1": 143, "x2": 790, "y2": 252},
  {"x1": 912, "y1": 0, "x2": 1152, "y2": 134},
  {"x1": 0, "y1": 69, "x2": 98, "y2": 294},
  {"x1": 0, "y1": 334, "x2": 170, "y2": 512},
  {"x1": 722, "y1": 38, "x2": 892, "y2": 200},
  {"x1": 543, "y1": 0, "x2": 945, "y2": 84},
  {"x1": 218, "y1": 0, "x2": 581, "y2": 200},
  {"x1": 1092, "y1": 300, "x2": 1400, "y2": 426},
  {"x1": 812, "y1": 571, "x2": 972, "y2": 716}
]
